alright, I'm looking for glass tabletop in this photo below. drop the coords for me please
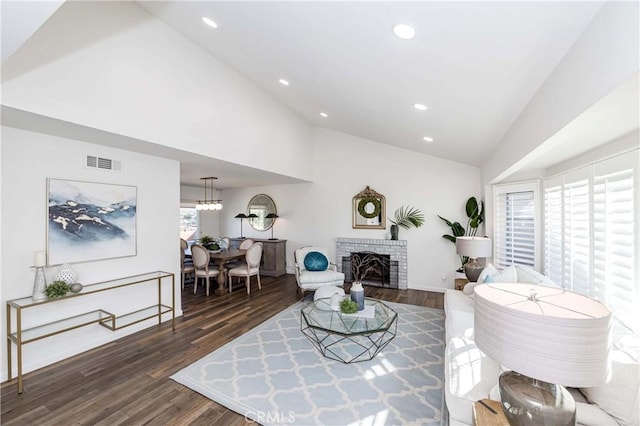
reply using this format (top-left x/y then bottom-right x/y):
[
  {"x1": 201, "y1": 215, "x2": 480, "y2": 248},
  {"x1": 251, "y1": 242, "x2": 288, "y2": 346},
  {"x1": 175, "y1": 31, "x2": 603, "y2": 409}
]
[
  {"x1": 8, "y1": 271, "x2": 173, "y2": 308},
  {"x1": 301, "y1": 297, "x2": 397, "y2": 336}
]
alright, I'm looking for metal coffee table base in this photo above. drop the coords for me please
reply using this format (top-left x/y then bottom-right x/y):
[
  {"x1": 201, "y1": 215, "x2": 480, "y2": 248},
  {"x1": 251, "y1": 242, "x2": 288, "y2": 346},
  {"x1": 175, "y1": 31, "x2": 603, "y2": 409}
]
[{"x1": 301, "y1": 317, "x2": 398, "y2": 364}]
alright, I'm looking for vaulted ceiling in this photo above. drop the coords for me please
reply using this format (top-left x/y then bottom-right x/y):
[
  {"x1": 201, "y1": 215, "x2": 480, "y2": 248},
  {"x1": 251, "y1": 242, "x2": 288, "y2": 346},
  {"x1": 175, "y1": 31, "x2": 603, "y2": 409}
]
[
  {"x1": 2, "y1": 1, "x2": 638, "y2": 188},
  {"x1": 139, "y1": 1, "x2": 606, "y2": 168}
]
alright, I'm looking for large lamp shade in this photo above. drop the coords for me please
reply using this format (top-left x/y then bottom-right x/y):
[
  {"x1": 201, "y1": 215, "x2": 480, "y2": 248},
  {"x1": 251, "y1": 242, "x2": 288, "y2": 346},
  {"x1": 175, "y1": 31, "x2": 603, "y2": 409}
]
[
  {"x1": 474, "y1": 283, "x2": 611, "y2": 387},
  {"x1": 474, "y1": 283, "x2": 611, "y2": 425},
  {"x1": 455, "y1": 236, "x2": 491, "y2": 258}
]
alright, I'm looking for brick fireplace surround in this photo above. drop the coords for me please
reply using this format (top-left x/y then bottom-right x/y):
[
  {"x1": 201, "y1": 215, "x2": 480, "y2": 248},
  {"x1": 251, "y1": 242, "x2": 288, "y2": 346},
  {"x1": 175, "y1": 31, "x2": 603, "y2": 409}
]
[{"x1": 336, "y1": 237, "x2": 408, "y2": 289}]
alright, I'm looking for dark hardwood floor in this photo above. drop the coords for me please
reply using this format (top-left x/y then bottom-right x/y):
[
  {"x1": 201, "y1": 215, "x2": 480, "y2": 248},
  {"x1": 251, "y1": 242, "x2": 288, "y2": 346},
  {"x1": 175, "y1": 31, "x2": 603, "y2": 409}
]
[{"x1": 1, "y1": 274, "x2": 443, "y2": 425}]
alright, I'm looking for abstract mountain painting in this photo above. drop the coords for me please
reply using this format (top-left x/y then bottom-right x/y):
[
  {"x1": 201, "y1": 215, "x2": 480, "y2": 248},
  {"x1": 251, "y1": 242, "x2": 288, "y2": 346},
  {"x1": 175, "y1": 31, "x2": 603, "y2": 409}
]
[{"x1": 47, "y1": 179, "x2": 137, "y2": 265}]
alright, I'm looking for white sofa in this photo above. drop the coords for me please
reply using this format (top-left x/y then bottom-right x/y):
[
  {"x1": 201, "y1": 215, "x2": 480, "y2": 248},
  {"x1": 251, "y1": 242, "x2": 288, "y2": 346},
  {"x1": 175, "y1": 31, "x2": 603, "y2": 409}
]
[{"x1": 444, "y1": 264, "x2": 640, "y2": 426}]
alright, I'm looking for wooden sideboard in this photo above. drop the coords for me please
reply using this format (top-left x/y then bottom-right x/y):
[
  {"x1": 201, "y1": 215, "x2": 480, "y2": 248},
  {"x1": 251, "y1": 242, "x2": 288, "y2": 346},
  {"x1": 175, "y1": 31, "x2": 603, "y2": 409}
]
[{"x1": 229, "y1": 238, "x2": 287, "y2": 277}]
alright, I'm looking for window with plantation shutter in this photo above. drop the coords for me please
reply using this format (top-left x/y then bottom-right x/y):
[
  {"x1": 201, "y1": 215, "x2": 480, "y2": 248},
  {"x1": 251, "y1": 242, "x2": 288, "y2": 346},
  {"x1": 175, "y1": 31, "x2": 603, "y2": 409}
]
[
  {"x1": 544, "y1": 180, "x2": 563, "y2": 285},
  {"x1": 543, "y1": 151, "x2": 638, "y2": 333},
  {"x1": 593, "y1": 156, "x2": 636, "y2": 332},
  {"x1": 493, "y1": 182, "x2": 540, "y2": 270},
  {"x1": 563, "y1": 172, "x2": 591, "y2": 295}
]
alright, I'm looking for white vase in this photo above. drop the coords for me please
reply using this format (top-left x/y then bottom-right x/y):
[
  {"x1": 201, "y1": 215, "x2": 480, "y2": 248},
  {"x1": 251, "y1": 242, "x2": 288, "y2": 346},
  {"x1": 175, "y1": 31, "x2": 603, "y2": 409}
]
[
  {"x1": 56, "y1": 263, "x2": 78, "y2": 284},
  {"x1": 350, "y1": 281, "x2": 365, "y2": 311}
]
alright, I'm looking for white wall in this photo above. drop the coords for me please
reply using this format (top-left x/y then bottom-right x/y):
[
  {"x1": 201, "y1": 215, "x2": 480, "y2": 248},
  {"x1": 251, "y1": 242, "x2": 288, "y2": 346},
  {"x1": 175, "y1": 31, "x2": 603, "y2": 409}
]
[
  {"x1": 1, "y1": 126, "x2": 181, "y2": 381},
  {"x1": 546, "y1": 130, "x2": 639, "y2": 177},
  {"x1": 217, "y1": 127, "x2": 482, "y2": 291},
  {"x1": 1, "y1": 0, "x2": 313, "y2": 181},
  {"x1": 1, "y1": 0, "x2": 64, "y2": 63},
  {"x1": 483, "y1": 1, "x2": 639, "y2": 185}
]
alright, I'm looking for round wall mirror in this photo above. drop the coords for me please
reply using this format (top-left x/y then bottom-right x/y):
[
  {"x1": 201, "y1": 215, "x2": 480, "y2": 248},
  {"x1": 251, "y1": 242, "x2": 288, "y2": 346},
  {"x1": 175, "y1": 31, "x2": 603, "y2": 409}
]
[{"x1": 247, "y1": 194, "x2": 277, "y2": 231}]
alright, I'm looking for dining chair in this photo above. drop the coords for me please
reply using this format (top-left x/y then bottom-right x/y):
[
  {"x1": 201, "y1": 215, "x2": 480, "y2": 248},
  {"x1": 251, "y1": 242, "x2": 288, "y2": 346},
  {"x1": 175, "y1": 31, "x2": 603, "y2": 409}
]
[
  {"x1": 181, "y1": 237, "x2": 193, "y2": 265},
  {"x1": 220, "y1": 237, "x2": 230, "y2": 250},
  {"x1": 239, "y1": 238, "x2": 254, "y2": 250},
  {"x1": 228, "y1": 242, "x2": 263, "y2": 295},
  {"x1": 191, "y1": 244, "x2": 220, "y2": 296},
  {"x1": 180, "y1": 248, "x2": 195, "y2": 290},
  {"x1": 226, "y1": 238, "x2": 254, "y2": 274}
]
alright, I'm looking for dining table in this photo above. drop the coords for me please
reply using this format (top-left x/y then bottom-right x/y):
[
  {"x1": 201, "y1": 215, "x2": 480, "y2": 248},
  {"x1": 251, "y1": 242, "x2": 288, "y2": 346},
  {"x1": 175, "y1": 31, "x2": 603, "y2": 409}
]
[{"x1": 208, "y1": 249, "x2": 246, "y2": 296}]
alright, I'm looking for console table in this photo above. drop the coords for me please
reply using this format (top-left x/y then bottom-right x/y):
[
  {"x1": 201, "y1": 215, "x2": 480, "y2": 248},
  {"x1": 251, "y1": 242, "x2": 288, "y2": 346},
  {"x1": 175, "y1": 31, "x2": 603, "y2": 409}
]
[
  {"x1": 229, "y1": 238, "x2": 286, "y2": 276},
  {"x1": 6, "y1": 271, "x2": 175, "y2": 393}
]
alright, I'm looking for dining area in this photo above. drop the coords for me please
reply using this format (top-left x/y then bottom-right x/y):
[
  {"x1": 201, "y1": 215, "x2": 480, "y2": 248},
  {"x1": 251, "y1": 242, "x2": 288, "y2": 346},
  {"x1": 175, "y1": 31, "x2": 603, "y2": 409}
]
[{"x1": 181, "y1": 237, "x2": 262, "y2": 297}]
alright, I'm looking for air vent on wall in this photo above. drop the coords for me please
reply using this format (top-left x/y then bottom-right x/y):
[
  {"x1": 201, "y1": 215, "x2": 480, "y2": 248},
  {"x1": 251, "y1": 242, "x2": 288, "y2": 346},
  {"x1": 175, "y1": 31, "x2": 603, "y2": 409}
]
[{"x1": 86, "y1": 155, "x2": 121, "y2": 171}]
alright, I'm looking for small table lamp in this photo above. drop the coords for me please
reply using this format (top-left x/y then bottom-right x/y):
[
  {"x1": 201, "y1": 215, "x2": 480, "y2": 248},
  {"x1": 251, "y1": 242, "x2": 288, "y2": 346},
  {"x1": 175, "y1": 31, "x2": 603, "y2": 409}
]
[
  {"x1": 474, "y1": 283, "x2": 611, "y2": 426},
  {"x1": 265, "y1": 213, "x2": 279, "y2": 240},
  {"x1": 455, "y1": 236, "x2": 491, "y2": 282},
  {"x1": 234, "y1": 213, "x2": 248, "y2": 238}
]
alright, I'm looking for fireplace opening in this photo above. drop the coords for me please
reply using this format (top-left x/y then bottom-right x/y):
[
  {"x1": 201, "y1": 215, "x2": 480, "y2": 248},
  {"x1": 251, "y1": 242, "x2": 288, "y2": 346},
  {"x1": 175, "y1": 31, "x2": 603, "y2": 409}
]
[{"x1": 342, "y1": 252, "x2": 398, "y2": 289}]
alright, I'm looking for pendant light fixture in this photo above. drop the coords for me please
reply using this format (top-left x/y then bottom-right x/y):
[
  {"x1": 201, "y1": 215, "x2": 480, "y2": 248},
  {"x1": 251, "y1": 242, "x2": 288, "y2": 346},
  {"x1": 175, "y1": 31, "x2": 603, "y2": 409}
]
[{"x1": 195, "y1": 177, "x2": 223, "y2": 211}]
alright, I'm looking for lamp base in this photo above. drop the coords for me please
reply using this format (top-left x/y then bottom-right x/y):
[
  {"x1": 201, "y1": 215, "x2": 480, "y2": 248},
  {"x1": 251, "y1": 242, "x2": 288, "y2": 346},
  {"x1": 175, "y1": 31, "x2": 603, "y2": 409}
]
[
  {"x1": 463, "y1": 258, "x2": 484, "y2": 282},
  {"x1": 499, "y1": 371, "x2": 575, "y2": 426}
]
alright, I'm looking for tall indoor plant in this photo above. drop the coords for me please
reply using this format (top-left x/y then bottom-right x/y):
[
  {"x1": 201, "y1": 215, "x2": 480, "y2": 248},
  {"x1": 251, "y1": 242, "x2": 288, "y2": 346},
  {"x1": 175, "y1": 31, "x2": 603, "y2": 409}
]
[
  {"x1": 438, "y1": 196, "x2": 484, "y2": 270},
  {"x1": 388, "y1": 205, "x2": 425, "y2": 240}
]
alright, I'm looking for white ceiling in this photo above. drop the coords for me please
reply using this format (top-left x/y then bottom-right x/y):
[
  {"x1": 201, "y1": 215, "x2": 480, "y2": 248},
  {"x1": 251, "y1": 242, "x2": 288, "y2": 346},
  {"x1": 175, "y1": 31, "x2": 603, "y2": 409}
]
[
  {"x1": 138, "y1": 0, "x2": 605, "y2": 169},
  {"x1": 3, "y1": 1, "x2": 637, "y2": 189}
]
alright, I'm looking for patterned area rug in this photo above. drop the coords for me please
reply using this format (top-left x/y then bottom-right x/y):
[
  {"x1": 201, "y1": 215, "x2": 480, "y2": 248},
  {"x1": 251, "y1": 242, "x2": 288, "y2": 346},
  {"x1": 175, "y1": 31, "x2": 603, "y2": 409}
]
[{"x1": 171, "y1": 300, "x2": 445, "y2": 425}]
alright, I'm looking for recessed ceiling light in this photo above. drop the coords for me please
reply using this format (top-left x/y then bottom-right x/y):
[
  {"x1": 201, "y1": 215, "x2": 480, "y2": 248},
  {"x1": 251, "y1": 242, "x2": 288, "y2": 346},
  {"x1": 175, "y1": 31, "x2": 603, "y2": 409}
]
[
  {"x1": 414, "y1": 103, "x2": 427, "y2": 111},
  {"x1": 393, "y1": 24, "x2": 416, "y2": 40},
  {"x1": 320, "y1": 112, "x2": 328, "y2": 118},
  {"x1": 423, "y1": 136, "x2": 434, "y2": 142},
  {"x1": 279, "y1": 79, "x2": 290, "y2": 86},
  {"x1": 202, "y1": 17, "x2": 218, "y2": 28}
]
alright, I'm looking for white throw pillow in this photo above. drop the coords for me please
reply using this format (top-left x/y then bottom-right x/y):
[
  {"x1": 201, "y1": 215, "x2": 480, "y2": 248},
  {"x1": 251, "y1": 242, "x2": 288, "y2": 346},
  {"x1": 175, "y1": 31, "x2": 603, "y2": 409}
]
[
  {"x1": 485, "y1": 265, "x2": 517, "y2": 283},
  {"x1": 581, "y1": 350, "x2": 640, "y2": 425},
  {"x1": 477, "y1": 263, "x2": 499, "y2": 283},
  {"x1": 462, "y1": 282, "x2": 478, "y2": 296},
  {"x1": 514, "y1": 265, "x2": 559, "y2": 287},
  {"x1": 514, "y1": 265, "x2": 545, "y2": 284}
]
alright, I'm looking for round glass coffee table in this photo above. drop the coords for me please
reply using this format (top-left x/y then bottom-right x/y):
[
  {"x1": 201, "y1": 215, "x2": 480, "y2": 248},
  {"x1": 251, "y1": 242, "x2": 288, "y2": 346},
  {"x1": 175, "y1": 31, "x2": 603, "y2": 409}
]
[{"x1": 300, "y1": 297, "x2": 398, "y2": 363}]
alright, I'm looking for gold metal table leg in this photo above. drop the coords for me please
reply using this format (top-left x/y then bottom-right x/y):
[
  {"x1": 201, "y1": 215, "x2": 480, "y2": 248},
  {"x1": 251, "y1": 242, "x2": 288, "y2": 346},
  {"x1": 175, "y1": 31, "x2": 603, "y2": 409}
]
[
  {"x1": 6, "y1": 305, "x2": 12, "y2": 381},
  {"x1": 17, "y1": 307, "x2": 23, "y2": 394}
]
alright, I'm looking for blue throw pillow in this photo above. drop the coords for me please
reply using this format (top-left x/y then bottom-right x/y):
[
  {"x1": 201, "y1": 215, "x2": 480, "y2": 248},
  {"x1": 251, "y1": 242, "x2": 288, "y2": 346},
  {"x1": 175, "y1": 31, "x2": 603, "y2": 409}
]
[{"x1": 304, "y1": 251, "x2": 328, "y2": 271}]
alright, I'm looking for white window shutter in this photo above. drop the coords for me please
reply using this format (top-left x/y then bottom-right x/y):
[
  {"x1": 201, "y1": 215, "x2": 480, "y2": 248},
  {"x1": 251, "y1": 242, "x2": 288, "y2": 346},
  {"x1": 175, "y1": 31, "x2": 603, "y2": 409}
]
[
  {"x1": 493, "y1": 182, "x2": 539, "y2": 270},
  {"x1": 544, "y1": 179, "x2": 563, "y2": 285},
  {"x1": 543, "y1": 151, "x2": 638, "y2": 334},
  {"x1": 563, "y1": 171, "x2": 591, "y2": 295},
  {"x1": 593, "y1": 155, "x2": 636, "y2": 332}
]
